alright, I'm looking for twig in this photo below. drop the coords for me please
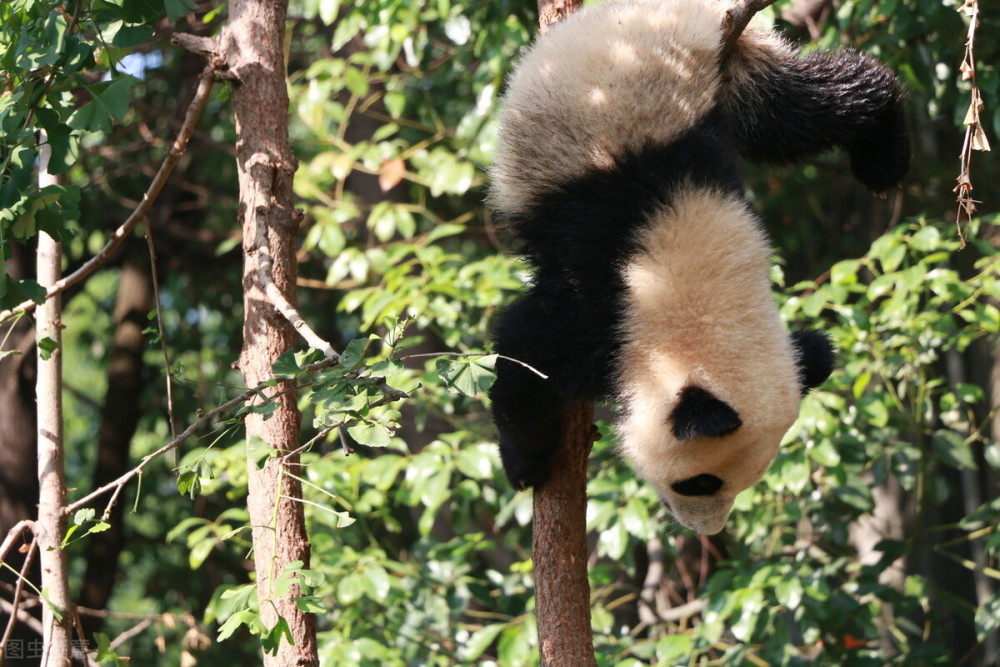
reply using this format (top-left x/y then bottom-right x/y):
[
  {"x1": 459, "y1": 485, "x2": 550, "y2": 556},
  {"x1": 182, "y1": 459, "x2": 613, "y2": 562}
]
[
  {"x1": 399, "y1": 351, "x2": 549, "y2": 379},
  {"x1": 144, "y1": 219, "x2": 179, "y2": 447},
  {"x1": 107, "y1": 617, "x2": 153, "y2": 651},
  {"x1": 281, "y1": 424, "x2": 336, "y2": 461},
  {"x1": 0, "y1": 521, "x2": 35, "y2": 564},
  {"x1": 63, "y1": 383, "x2": 261, "y2": 514},
  {"x1": 64, "y1": 355, "x2": 341, "y2": 516},
  {"x1": 719, "y1": 0, "x2": 781, "y2": 61},
  {"x1": 250, "y1": 201, "x2": 340, "y2": 359},
  {"x1": 0, "y1": 539, "x2": 41, "y2": 653},
  {"x1": 0, "y1": 67, "x2": 218, "y2": 324},
  {"x1": 953, "y1": 0, "x2": 988, "y2": 247}
]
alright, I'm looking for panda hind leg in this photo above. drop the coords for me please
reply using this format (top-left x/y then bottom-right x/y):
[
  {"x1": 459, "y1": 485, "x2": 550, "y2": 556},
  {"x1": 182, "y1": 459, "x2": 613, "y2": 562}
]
[
  {"x1": 489, "y1": 287, "x2": 599, "y2": 490},
  {"x1": 727, "y1": 49, "x2": 910, "y2": 194}
]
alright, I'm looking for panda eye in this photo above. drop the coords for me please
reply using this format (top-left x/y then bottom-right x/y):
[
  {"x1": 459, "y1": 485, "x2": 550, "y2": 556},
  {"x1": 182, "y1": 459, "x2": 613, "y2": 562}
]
[{"x1": 671, "y1": 474, "x2": 723, "y2": 497}]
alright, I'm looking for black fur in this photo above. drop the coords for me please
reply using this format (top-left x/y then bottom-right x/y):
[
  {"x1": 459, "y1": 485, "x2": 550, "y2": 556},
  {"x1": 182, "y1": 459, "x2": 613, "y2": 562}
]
[
  {"x1": 790, "y1": 330, "x2": 836, "y2": 391},
  {"x1": 491, "y1": 29, "x2": 909, "y2": 491},
  {"x1": 671, "y1": 473, "x2": 724, "y2": 497},
  {"x1": 669, "y1": 386, "x2": 743, "y2": 441},
  {"x1": 725, "y1": 50, "x2": 909, "y2": 194},
  {"x1": 491, "y1": 116, "x2": 743, "y2": 489}
]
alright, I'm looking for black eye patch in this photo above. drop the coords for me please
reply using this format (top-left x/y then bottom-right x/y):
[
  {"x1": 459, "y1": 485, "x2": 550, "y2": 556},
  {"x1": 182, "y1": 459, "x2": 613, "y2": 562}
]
[
  {"x1": 671, "y1": 474, "x2": 723, "y2": 497},
  {"x1": 669, "y1": 386, "x2": 742, "y2": 441}
]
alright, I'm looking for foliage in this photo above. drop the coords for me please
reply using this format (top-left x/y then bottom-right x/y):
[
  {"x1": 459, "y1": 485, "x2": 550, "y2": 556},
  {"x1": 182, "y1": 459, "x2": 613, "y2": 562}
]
[{"x1": 1, "y1": 0, "x2": 999, "y2": 665}]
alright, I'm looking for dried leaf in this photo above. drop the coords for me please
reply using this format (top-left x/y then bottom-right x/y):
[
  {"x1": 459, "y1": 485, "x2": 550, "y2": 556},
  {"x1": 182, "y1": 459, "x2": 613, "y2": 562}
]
[
  {"x1": 960, "y1": 60, "x2": 974, "y2": 81},
  {"x1": 971, "y1": 124, "x2": 991, "y2": 152},
  {"x1": 378, "y1": 157, "x2": 406, "y2": 192}
]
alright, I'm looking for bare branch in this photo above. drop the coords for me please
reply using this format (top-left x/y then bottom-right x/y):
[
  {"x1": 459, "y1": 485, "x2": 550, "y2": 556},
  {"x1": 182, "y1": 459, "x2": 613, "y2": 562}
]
[
  {"x1": 719, "y1": 0, "x2": 781, "y2": 62},
  {"x1": 0, "y1": 68, "x2": 217, "y2": 325},
  {"x1": 0, "y1": 521, "x2": 35, "y2": 564},
  {"x1": 170, "y1": 33, "x2": 219, "y2": 61},
  {"x1": 953, "y1": 0, "x2": 987, "y2": 246},
  {"x1": 63, "y1": 355, "x2": 340, "y2": 516},
  {"x1": 144, "y1": 220, "x2": 179, "y2": 446},
  {"x1": 0, "y1": 541, "x2": 43, "y2": 646}
]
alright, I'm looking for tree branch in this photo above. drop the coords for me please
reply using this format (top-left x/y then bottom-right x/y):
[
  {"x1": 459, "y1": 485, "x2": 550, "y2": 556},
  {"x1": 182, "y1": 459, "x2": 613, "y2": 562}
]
[
  {"x1": 0, "y1": 67, "x2": 218, "y2": 324},
  {"x1": 719, "y1": 0, "x2": 781, "y2": 61}
]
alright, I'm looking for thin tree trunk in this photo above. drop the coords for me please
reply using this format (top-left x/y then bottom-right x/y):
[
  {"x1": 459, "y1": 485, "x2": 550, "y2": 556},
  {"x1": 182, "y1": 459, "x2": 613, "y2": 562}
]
[
  {"x1": 224, "y1": 2, "x2": 318, "y2": 664},
  {"x1": 533, "y1": 400, "x2": 596, "y2": 666},
  {"x1": 35, "y1": 140, "x2": 73, "y2": 665},
  {"x1": 528, "y1": 6, "x2": 594, "y2": 665}
]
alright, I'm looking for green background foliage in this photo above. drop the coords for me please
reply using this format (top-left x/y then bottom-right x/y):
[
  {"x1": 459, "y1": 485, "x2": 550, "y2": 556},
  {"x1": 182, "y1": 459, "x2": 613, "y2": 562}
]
[{"x1": 1, "y1": 0, "x2": 999, "y2": 664}]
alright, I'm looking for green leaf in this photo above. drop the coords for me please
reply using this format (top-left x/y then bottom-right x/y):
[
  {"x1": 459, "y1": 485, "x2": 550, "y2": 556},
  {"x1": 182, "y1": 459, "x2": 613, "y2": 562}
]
[
  {"x1": 932, "y1": 430, "x2": 976, "y2": 470},
  {"x1": 177, "y1": 470, "x2": 201, "y2": 497},
  {"x1": 435, "y1": 355, "x2": 496, "y2": 397},
  {"x1": 364, "y1": 565, "x2": 391, "y2": 603},
  {"x1": 462, "y1": 623, "x2": 506, "y2": 661},
  {"x1": 347, "y1": 422, "x2": 392, "y2": 447},
  {"x1": 339, "y1": 336, "x2": 369, "y2": 369},
  {"x1": 337, "y1": 574, "x2": 366, "y2": 605},
  {"x1": 68, "y1": 78, "x2": 135, "y2": 133},
  {"x1": 74, "y1": 508, "x2": 97, "y2": 525},
  {"x1": 165, "y1": 0, "x2": 198, "y2": 22},
  {"x1": 246, "y1": 436, "x2": 275, "y2": 467},
  {"x1": 111, "y1": 24, "x2": 155, "y2": 47},
  {"x1": 37, "y1": 336, "x2": 59, "y2": 361},
  {"x1": 271, "y1": 349, "x2": 300, "y2": 379}
]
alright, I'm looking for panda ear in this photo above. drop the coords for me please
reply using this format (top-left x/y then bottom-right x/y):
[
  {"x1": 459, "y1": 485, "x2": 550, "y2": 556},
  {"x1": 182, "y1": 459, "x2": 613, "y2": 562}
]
[
  {"x1": 670, "y1": 386, "x2": 742, "y2": 441},
  {"x1": 790, "y1": 330, "x2": 836, "y2": 392}
]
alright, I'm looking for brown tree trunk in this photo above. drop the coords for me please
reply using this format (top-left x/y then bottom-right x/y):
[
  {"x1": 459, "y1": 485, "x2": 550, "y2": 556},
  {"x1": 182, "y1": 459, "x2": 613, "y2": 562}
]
[
  {"x1": 529, "y1": 3, "x2": 593, "y2": 665},
  {"x1": 224, "y1": 2, "x2": 318, "y2": 664},
  {"x1": 80, "y1": 246, "x2": 154, "y2": 639},
  {"x1": 533, "y1": 400, "x2": 596, "y2": 666}
]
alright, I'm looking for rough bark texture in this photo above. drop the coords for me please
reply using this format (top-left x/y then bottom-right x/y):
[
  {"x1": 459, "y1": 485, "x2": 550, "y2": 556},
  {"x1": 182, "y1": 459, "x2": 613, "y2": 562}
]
[
  {"x1": 225, "y1": 2, "x2": 318, "y2": 664},
  {"x1": 537, "y1": 0, "x2": 580, "y2": 33},
  {"x1": 533, "y1": 401, "x2": 597, "y2": 666},
  {"x1": 528, "y1": 3, "x2": 594, "y2": 666},
  {"x1": 36, "y1": 141, "x2": 73, "y2": 665}
]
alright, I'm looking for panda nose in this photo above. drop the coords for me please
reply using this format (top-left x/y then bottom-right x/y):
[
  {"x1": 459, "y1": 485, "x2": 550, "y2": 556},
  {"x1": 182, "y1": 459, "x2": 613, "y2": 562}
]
[{"x1": 670, "y1": 474, "x2": 723, "y2": 496}]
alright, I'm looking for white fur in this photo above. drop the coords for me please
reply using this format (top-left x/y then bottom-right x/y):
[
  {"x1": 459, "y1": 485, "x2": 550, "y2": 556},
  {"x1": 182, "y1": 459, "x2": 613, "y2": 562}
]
[
  {"x1": 616, "y1": 186, "x2": 801, "y2": 534},
  {"x1": 492, "y1": 0, "x2": 805, "y2": 534},
  {"x1": 490, "y1": 0, "x2": 790, "y2": 215}
]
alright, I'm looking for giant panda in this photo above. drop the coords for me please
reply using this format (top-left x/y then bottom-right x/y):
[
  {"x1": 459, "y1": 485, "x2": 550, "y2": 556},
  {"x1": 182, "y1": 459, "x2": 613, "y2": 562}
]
[{"x1": 487, "y1": 0, "x2": 910, "y2": 534}]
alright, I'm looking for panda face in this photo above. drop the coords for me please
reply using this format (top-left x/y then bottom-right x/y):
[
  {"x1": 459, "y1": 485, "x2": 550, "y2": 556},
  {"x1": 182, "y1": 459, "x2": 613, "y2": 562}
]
[
  {"x1": 612, "y1": 186, "x2": 807, "y2": 534},
  {"x1": 641, "y1": 382, "x2": 798, "y2": 535}
]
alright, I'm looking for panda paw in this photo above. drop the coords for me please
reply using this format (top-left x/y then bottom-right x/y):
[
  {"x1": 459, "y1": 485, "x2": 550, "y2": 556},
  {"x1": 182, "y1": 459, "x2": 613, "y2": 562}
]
[
  {"x1": 499, "y1": 439, "x2": 554, "y2": 490},
  {"x1": 848, "y1": 113, "x2": 911, "y2": 196}
]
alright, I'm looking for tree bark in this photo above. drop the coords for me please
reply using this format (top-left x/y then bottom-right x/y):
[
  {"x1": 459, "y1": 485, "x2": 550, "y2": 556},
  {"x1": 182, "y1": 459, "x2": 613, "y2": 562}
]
[
  {"x1": 225, "y1": 2, "x2": 318, "y2": 664},
  {"x1": 533, "y1": 401, "x2": 596, "y2": 666},
  {"x1": 537, "y1": 0, "x2": 580, "y2": 33},
  {"x1": 35, "y1": 140, "x2": 73, "y2": 665},
  {"x1": 529, "y1": 4, "x2": 594, "y2": 665}
]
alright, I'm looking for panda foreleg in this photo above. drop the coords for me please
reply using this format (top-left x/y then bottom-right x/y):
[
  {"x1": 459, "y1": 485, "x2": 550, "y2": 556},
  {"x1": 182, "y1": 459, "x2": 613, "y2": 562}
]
[
  {"x1": 489, "y1": 283, "x2": 609, "y2": 490},
  {"x1": 727, "y1": 49, "x2": 910, "y2": 194}
]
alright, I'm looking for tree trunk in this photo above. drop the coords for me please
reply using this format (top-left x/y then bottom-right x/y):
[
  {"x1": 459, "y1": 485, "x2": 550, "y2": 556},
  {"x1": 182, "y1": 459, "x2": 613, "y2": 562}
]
[
  {"x1": 35, "y1": 140, "x2": 73, "y2": 665},
  {"x1": 528, "y1": 4, "x2": 594, "y2": 666},
  {"x1": 225, "y1": 2, "x2": 318, "y2": 664},
  {"x1": 80, "y1": 245, "x2": 154, "y2": 639},
  {"x1": 533, "y1": 400, "x2": 596, "y2": 666}
]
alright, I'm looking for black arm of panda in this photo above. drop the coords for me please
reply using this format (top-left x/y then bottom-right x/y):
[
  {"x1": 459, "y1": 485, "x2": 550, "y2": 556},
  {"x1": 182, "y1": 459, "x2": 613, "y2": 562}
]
[
  {"x1": 489, "y1": 282, "x2": 616, "y2": 490},
  {"x1": 724, "y1": 49, "x2": 910, "y2": 194}
]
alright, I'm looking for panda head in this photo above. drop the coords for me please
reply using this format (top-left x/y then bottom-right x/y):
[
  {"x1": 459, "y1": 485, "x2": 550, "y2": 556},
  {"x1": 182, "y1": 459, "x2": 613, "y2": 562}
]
[{"x1": 622, "y1": 330, "x2": 835, "y2": 535}]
